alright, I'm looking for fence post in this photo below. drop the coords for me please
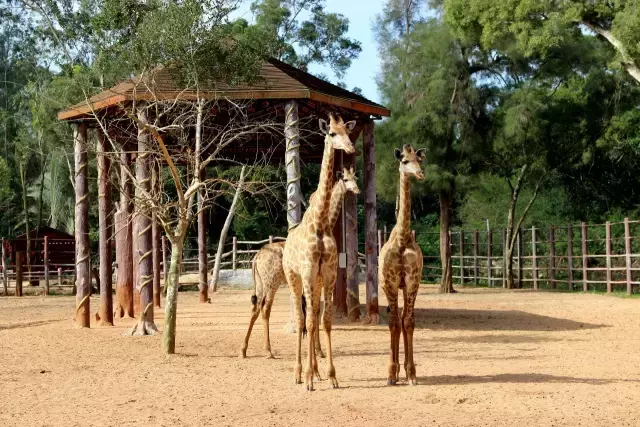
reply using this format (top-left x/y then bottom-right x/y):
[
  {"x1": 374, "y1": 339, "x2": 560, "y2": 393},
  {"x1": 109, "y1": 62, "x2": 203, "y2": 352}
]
[
  {"x1": 606, "y1": 221, "x2": 612, "y2": 293},
  {"x1": 411, "y1": 230, "x2": 416, "y2": 241},
  {"x1": 502, "y1": 228, "x2": 507, "y2": 288},
  {"x1": 1, "y1": 239, "x2": 7, "y2": 296},
  {"x1": 384, "y1": 225, "x2": 388, "y2": 244},
  {"x1": 473, "y1": 230, "x2": 479, "y2": 286},
  {"x1": 517, "y1": 228, "x2": 523, "y2": 288},
  {"x1": 378, "y1": 230, "x2": 383, "y2": 254},
  {"x1": 16, "y1": 252, "x2": 23, "y2": 297},
  {"x1": 581, "y1": 222, "x2": 588, "y2": 292},
  {"x1": 459, "y1": 230, "x2": 465, "y2": 285},
  {"x1": 549, "y1": 226, "x2": 556, "y2": 289},
  {"x1": 269, "y1": 235, "x2": 274, "y2": 244},
  {"x1": 43, "y1": 236, "x2": 50, "y2": 296},
  {"x1": 567, "y1": 224, "x2": 574, "y2": 291},
  {"x1": 58, "y1": 267, "x2": 63, "y2": 287},
  {"x1": 232, "y1": 236, "x2": 238, "y2": 271},
  {"x1": 625, "y1": 217, "x2": 632, "y2": 295},
  {"x1": 487, "y1": 229, "x2": 493, "y2": 287},
  {"x1": 531, "y1": 226, "x2": 538, "y2": 290}
]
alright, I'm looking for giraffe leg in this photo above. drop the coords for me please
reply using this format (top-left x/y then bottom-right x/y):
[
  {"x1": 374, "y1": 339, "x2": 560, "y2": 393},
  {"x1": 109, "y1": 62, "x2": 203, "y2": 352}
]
[
  {"x1": 314, "y1": 298, "x2": 325, "y2": 359},
  {"x1": 322, "y1": 262, "x2": 339, "y2": 389},
  {"x1": 261, "y1": 293, "x2": 275, "y2": 359},
  {"x1": 404, "y1": 287, "x2": 418, "y2": 386},
  {"x1": 287, "y1": 273, "x2": 304, "y2": 384},
  {"x1": 240, "y1": 300, "x2": 261, "y2": 358},
  {"x1": 302, "y1": 271, "x2": 318, "y2": 392},
  {"x1": 384, "y1": 285, "x2": 400, "y2": 386},
  {"x1": 401, "y1": 284, "x2": 409, "y2": 379}
]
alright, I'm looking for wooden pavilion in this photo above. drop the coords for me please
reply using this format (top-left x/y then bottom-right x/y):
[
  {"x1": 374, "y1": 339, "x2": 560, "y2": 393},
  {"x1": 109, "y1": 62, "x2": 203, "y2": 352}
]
[{"x1": 58, "y1": 57, "x2": 390, "y2": 327}]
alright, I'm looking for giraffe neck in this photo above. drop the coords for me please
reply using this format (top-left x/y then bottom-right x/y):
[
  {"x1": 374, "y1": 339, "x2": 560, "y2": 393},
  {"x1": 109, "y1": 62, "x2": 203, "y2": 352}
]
[
  {"x1": 311, "y1": 138, "x2": 335, "y2": 223},
  {"x1": 394, "y1": 171, "x2": 411, "y2": 243},
  {"x1": 327, "y1": 181, "x2": 347, "y2": 230}
]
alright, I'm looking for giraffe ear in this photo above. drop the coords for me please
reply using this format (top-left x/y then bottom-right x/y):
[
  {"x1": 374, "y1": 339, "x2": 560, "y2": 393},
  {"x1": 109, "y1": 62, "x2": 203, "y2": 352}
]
[
  {"x1": 416, "y1": 148, "x2": 426, "y2": 161},
  {"x1": 319, "y1": 119, "x2": 329, "y2": 135},
  {"x1": 394, "y1": 148, "x2": 402, "y2": 161},
  {"x1": 345, "y1": 120, "x2": 356, "y2": 132}
]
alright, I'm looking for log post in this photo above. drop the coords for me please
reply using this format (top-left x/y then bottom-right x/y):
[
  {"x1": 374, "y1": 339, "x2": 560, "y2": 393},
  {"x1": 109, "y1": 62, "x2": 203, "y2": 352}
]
[
  {"x1": 269, "y1": 235, "x2": 274, "y2": 244},
  {"x1": 16, "y1": 252, "x2": 23, "y2": 297},
  {"x1": 625, "y1": 217, "x2": 632, "y2": 295},
  {"x1": 57, "y1": 267, "x2": 62, "y2": 287},
  {"x1": 581, "y1": 222, "x2": 588, "y2": 292},
  {"x1": 333, "y1": 154, "x2": 347, "y2": 317},
  {"x1": 487, "y1": 229, "x2": 493, "y2": 287},
  {"x1": 606, "y1": 221, "x2": 612, "y2": 293},
  {"x1": 232, "y1": 236, "x2": 238, "y2": 271},
  {"x1": 549, "y1": 226, "x2": 556, "y2": 289},
  {"x1": 459, "y1": 230, "x2": 465, "y2": 285},
  {"x1": 43, "y1": 236, "x2": 49, "y2": 296},
  {"x1": 152, "y1": 212, "x2": 161, "y2": 308},
  {"x1": 384, "y1": 225, "x2": 388, "y2": 244},
  {"x1": 129, "y1": 106, "x2": 156, "y2": 334},
  {"x1": 198, "y1": 167, "x2": 208, "y2": 303},
  {"x1": 162, "y1": 235, "x2": 168, "y2": 289},
  {"x1": 114, "y1": 150, "x2": 134, "y2": 318},
  {"x1": 344, "y1": 153, "x2": 360, "y2": 321},
  {"x1": 473, "y1": 230, "x2": 479, "y2": 286},
  {"x1": 363, "y1": 119, "x2": 379, "y2": 324},
  {"x1": 567, "y1": 224, "x2": 574, "y2": 291},
  {"x1": 517, "y1": 228, "x2": 523, "y2": 288},
  {"x1": 1, "y1": 239, "x2": 7, "y2": 296},
  {"x1": 502, "y1": 228, "x2": 507, "y2": 288},
  {"x1": 378, "y1": 230, "x2": 383, "y2": 254},
  {"x1": 97, "y1": 130, "x2": 113, "y2": 325},
  {"x1": 531, "y1": 225, "x2": 538, "y2": 290},
  {"x1": 74, "y1": 123, "x2": 90, "y2": 327}
]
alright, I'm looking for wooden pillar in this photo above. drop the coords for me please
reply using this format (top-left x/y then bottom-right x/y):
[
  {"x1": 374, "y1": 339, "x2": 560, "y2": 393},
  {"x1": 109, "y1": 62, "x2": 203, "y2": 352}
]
[
  {"x1": 606, "y1": 221, "x2": 612, "y2": 293},
  {"x1": 517, "y1": 228, "x2": 523, "y2": 288},
  {"x1": 114, "y1": 150, "x2": 134, "y2": 318},
  {"x1": 333, "y1": 154, "x2": 347, "y2": 317},
  {"x1": 459, "y1": 231, "x2": 465, "y2": 285},
  {"x1": 624, "y1": 217, "x2": 632, "y2": 295},
  {"x1": 16, "y1": 252, "x2": 23, "y2": 297},
  {"x1": 502, "y1": 228, "x2": 507, "y2": 288},
  {"x1": 581, "y1": 222, "x2": 588, "y2": 292},
  {"x1": 487, "y1": 229, "x2": 493, "y2": 287},
  {"x1": 97, "y1": 130, "x2": 113, "y2": 325},
  {"x1": 1, "y1": 239, "x2": 7, "y2": 296},
  {"x1": 269, "y1": 235, "x2": 274, "y2": 244},
  {"x1": 531, "y1": 226, "x2": 538, "y2": 290},
  {"x1": 473, "y1": 230, "x2": 479, "y2": 286},
  {"x1": 344, "y1": 153, "x2": 360, "y2": 321},
  {"x1": 378, "y1": 230, "x2": 383, "y2": 254},
  {"x1": 162, "y1": 235, "x2": 168, "y2": 284},
  {"x1": 43, "y1": 236, "x2": 49, "y2": 296},
  {"x1": 135, "y1": 109, "x2": 155, "y2": 325},
  {"x1": 152, "y1": 212, "x2": 161, "y2": 308},
  {"x1": 549, "y1": 226, "x2": 556, "y2": 289},
  {"x1": 198, "y1": 168, "x2": 208, "y2": 303},
  {"x1": 74, "y1": 123, "x2": 90, "y2": 327},
  {"x1": 384, "y1": 225, "x2": 389, "y2": 244},
  {"x1": 57, "y1": 267, "x2": 62, "y2": 287},
  {"x1": 363, "y1": 119, "x2": 379, "y2": 324},
  {"x1": 567, "y1": 224, "x2": 574, "y2": 291},
  {"x1": 232, "y1": 237, "x2": 238, "y2": 271}
]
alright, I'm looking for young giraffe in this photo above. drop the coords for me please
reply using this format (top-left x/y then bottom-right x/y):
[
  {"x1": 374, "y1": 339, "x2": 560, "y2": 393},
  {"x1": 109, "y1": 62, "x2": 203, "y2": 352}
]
[
  {"x1": 283, "y1": 113, "x2": 356, "y2": 391},
  {"x1": 240, "y1": 167, "x2": 360, "y2": 359},
  {"x1": 379, "y1": 144, "x2": 426, "y2": 386}
]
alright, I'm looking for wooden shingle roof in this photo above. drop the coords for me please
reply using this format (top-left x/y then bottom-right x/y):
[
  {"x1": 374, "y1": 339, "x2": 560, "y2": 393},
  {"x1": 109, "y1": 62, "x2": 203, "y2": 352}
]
[{"x1": 58, "y1": 58, "x2": 390, "y2": 120}]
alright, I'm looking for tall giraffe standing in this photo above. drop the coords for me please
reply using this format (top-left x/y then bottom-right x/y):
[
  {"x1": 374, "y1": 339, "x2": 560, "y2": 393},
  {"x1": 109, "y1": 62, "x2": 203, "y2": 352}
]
[
  {"x1": 240, "y1": 167, "x2": 359, "y2": 359},
  {"x1": 379, "y1": 144, "x2": 426, "y2": 386},
  {"x1": 283, "y1": 113, "x2": 356, "y2": 391}
]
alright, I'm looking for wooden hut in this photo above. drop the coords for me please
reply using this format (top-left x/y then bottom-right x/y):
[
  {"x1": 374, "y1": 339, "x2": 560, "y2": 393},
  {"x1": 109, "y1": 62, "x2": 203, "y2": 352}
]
[{"x1": 58, "y1": 57, "x2": 390, "y2": 327}]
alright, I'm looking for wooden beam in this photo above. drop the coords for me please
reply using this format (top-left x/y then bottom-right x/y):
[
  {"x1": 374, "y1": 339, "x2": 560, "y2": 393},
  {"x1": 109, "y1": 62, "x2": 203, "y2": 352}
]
[
  {"x1": 333, "y1": 154, "x2": 347, "y2": 318},
  {"x1": 97, "y1": 130, "x2": 114, "y2": 325},
  {"x1": 74, "y1": 122, "x2": 91, "y2": 327},
  {"x1": 363, "y1": 120, "x2": 379, "y2": 324},
  {"x1": 115, "y1": 150, "x2": 134, "y2": 319},
  {"x1": 344, "y1": 152, "x2": 360, "y2": 321}
]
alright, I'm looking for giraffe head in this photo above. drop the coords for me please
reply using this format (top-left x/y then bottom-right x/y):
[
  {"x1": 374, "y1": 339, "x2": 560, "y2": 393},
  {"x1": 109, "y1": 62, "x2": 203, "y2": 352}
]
[
  {"x1": 335, "y1": 166, "x2": 360, "y2": 195},
  {"x1": 394, "y1": 144, "x2": 426, "y2": 181},
  {"x1": 319, "y1": 113, "x2": 356, "y2": 154}
]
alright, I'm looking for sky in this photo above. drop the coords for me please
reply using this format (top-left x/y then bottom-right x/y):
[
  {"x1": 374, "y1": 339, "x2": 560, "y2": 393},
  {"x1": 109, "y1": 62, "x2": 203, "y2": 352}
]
[{"x1": 231, "y1": 0, "x2": 387, "y2": 104}]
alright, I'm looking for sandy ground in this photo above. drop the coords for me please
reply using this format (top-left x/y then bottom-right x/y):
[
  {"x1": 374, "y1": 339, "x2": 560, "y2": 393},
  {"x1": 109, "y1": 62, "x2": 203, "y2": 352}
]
[{"x1": 1, "y1": 285, "x2": 640, "y2": 427}]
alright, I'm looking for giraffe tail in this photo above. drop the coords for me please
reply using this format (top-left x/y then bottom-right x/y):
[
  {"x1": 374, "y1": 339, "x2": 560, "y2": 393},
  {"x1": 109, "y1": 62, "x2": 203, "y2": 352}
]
[
  {"x1": 301, "y1": 295, "x2": 307, "y2": 338},
  {"x1": 250, "y1": 257, "x2": 258, "y2": 306}
]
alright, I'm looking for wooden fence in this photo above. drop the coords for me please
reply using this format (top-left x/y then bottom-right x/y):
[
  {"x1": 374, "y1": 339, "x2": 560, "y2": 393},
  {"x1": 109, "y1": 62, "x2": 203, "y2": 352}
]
[{"x1": 411, "y1": 218, "x2": 640, "y2": 294}]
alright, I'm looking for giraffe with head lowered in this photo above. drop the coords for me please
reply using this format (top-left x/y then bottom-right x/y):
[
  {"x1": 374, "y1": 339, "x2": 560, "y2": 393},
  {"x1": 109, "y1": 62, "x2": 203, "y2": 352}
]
[
  {"x1": 379, "y1": 144, "x2": 426, "y2": 386},
  {"x1": 283, "y1": 113, "x2": 356, "y2": 391},
  {"x1": 240, "y1": 167, "x2": 360, "y2": 359}
]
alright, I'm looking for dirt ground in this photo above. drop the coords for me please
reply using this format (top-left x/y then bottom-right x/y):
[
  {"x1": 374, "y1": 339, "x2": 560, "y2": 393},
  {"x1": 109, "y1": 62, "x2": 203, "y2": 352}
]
[{"x1": 1, "y1": 285, "x2": 639, "y2": 427}]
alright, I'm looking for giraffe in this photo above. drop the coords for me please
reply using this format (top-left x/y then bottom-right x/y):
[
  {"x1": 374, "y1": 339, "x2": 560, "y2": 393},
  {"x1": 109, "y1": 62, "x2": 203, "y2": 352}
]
[
  {"x1": 240, "y1": 167, "x2": 360, "y2": 359},
  {"x1": 283, "y1": 113, "x2": 356, "y2": 391},
  {"x1": 378, "y1": 144, "x2": 426, "y2": 386}
]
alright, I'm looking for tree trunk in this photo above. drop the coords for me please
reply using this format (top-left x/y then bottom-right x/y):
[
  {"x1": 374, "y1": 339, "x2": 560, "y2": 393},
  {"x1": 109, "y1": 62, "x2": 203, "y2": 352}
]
[
  {"x1": 344, "y1": 153, "x2": 360, "y2": 321},
  {"x1": 97, "y1": 132, "x2": 113, "y2": 325},
  {"x1": 19, "y1": 163, "x2": 31, "y2": 281},
  {"x1": 438, "y1": 190, "x2": 455, "y2": 293},
  {"x1": 210, "y1": 166, "x2": 246, "y2": 293},
  {"x1": 114, "y1": 151, "x2": 134, "y2": 318},
  {"x1": 152, "y1": 211, "x2": 161, "y2": 308},
  {"x1": 362, "y1": 120, "x2": 379, "y2": 324},
  {"x1": 163, "y1": 239, "x2": 183, "y2": 354},
  {"x1": 74, "y1": 123, "x2": 91, "y2": 327}
]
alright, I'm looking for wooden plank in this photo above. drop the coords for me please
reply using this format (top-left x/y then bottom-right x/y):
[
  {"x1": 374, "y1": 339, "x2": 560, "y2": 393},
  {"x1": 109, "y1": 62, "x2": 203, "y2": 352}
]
[
  {"x1": 581, "y1": 222, "x2": 588, "y2": 292},
  {"x1": 473, "y1": 230, "x2": 479, "y2": 287},
  {"x1": 549, "y1": 226, "x2": 556, "y2": 289},
  {"x1": 606, "y1": 221, "x2": 612, "y2": 293},
  {"x1": 378, "y1": 230, "x2": 383, "y2": 255},
  {"x1": 625, "y1": 217, "x2": 632, "y2": 295},
  {"x1": 487, "y1": 229, "x2": 493, "y2": 287},
  {"x1": 567, "y1": 224, "x2": 574, "y2": 291},
  {"x1": 517, "y1": 228, "x2": 523, "y2": 288},
  {"x1": 532, "y1": 226, "x2": 538, "y2": 290},
  {"x1": 363, "y1": 120, "x2": 379, "y2": 323},
  {"x1": 332, "y1": 152, "x2": 347, "y2": 317}
]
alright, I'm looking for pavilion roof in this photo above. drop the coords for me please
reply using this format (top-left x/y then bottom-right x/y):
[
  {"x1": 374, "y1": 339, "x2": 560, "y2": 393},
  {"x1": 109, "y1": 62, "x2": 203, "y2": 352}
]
[{"x1": 58, "y1": 58, "x2": 390, "y2": 121}]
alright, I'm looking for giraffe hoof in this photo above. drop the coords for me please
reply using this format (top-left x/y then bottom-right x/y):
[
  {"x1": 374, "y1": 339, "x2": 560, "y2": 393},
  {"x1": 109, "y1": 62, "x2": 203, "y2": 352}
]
[
  {"x1": 387, "y1": 379, "x2": 397, "y2": 386},
  {"x1": 240, "y1": 350, "x2": 247, "y2": 358},
  {"x1": 265, "y1": 353, "x2": 275, "y2": 359},
  {"x1": 330, "y1": 378, "x2": 339, "y2": 389}
]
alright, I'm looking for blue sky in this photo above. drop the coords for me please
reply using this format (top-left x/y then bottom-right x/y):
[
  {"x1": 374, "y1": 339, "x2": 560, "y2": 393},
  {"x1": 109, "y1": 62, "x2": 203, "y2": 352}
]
[{"x1": 232, "y1": 0, "x2": 387, "y2": 104}]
